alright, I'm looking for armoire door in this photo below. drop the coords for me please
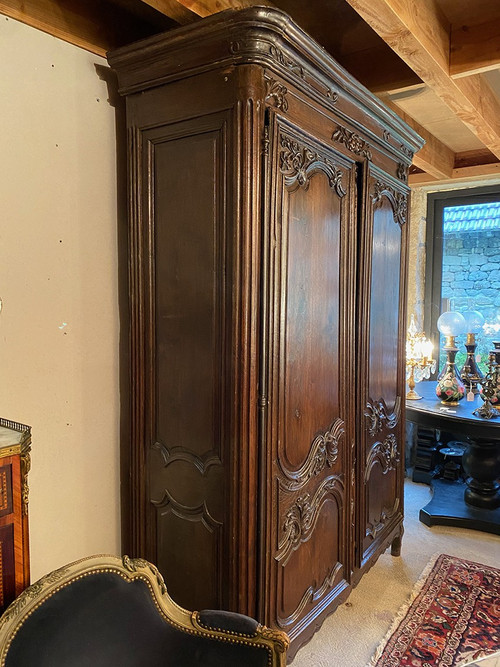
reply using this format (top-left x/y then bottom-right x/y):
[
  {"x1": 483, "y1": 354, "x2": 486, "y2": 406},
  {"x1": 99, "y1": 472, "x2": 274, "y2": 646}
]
[
  {"x1": 260, "y1": 111, "x2": 357, "y2": 648},
  {"x1": 357, "y1": 165, "x2": 409, "y2": 573}
]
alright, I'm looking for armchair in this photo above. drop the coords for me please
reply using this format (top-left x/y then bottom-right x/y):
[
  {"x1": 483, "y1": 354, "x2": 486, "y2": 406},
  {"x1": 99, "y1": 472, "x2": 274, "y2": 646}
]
[{"x1": 0, "y1": 555, "x2": 289, "y2": 666}]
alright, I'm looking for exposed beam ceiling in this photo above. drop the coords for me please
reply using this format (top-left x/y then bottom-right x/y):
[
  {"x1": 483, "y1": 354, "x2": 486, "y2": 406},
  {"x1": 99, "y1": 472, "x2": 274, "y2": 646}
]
[
  {"x1": 450, "y1": 18, "x2": 500, "y2": 79},
  {"x1": 343, "y1": 0, "x2": 500, "y2": 161},
  {"x1": 1, "y1": 0, "x2": 500, "y2": 187}
]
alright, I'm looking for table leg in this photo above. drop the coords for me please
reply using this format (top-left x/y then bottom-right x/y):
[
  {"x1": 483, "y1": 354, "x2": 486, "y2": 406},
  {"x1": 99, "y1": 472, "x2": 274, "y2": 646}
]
[{"x1": 462, "y1": 438, "x2": 500, "y2": 509}]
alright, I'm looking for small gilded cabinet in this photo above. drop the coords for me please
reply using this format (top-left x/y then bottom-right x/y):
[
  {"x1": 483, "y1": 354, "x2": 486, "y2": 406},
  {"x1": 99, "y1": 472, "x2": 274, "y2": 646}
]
[
  {"x1": 0, "y1": 419, "x2": 31, "y2": 612},
  {"x1": 108, "y1": 8, "x2": 422, "y2": 656}
]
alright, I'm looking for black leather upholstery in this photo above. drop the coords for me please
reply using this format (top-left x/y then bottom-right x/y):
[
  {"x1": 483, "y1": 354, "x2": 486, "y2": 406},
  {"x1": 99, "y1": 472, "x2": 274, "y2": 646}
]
[{"x1": 5, "y1": 573, "x2": 270, "y2": 667}]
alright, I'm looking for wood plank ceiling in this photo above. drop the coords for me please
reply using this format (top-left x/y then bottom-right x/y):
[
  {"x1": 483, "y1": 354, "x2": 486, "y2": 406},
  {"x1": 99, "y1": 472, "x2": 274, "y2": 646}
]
[{"x1": 2, "y1": 0, "x2": 500, "y2": 188}]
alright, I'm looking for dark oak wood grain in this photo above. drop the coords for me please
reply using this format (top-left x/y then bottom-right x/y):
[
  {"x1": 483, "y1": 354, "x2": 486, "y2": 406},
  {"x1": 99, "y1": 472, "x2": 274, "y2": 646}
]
[{"x1": 108, "y1": 6, "x2": 422, "y2": 657}]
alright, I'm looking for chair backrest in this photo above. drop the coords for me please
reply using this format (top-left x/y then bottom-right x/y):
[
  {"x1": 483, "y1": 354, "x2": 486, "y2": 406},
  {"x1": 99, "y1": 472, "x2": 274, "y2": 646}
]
[{"x1": 0, "y1": 555, "x2": 289, "y2": 667}]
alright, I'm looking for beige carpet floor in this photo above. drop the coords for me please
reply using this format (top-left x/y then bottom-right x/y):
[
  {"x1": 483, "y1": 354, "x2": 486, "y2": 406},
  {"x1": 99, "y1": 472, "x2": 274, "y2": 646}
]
[{"x1": 291, "y1": 479, "x2": 500, "y2": 666}]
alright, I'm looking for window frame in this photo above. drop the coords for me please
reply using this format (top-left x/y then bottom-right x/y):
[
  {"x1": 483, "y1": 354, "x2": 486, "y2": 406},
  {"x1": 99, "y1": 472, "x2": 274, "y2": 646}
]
[{"x1": 424, "y1": 183, "x2": 500, "y2": 357}]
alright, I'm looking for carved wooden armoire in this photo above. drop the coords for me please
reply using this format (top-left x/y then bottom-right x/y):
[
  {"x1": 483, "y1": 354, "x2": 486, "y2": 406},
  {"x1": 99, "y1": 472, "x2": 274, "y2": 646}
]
[{"x1": 108, "y1": 8, "x2": 422, "y2": 656}]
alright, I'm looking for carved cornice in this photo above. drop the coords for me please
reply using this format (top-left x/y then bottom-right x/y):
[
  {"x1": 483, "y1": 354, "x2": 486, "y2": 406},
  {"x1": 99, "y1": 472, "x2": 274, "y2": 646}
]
[
  {"x1": 365, "y1": 434, "x2": 400, "y2": 482},
  {"x1": 366, "y1": 498, "x2": 400, "y2": 539},
  {"x1": 278, "y1": 419, "x2": 345, "y2": 491},
  {"x1": 372, "y1": 180, "x2": 408, "y2": 226},
  {"x1": 279, "y1": 133, "x2": 346, "y2": 196},
  {"x1": 364, "y1": 396, "x2": 401, "y2": 437},
  {"x1": 332, "y1": 125, "x2": 373, "y2": 160},
  {"x1": 276, "y1": 475, "x2": 344, "y2": 565},
  {"x1": 277, "y1": 562, "x2": 342, "y2": 628},
  {"x1": 265, "y1": 78, "x2": 289, "y2": 111},
  {"x1": 269, "y1": 44, "x2": 305, "y2": 79}
]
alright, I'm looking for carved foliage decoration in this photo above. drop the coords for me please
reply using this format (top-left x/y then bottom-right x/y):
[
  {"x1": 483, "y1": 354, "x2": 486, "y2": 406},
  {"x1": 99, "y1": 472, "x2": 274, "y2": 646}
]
[
  {"x1": 397, "y1": 162, "x2": 407, "y2": 183},
  {"x1": 332, "y1": 125, "x2": 373, "y2": 160},
  {"x1": 364, "y1": 396, "x2": 401, "y2": 437},
  {"x1": 279, "y1": 133, "x2": 346, "y2": 196},
  {"x1": 276, "y1": 475, "x2": 344, "y2": 565},
  {"x1": 278, "y1": 419, "x2": 345, "y2": 491},
  {"x1": 365, "y1": 434, "x2": 400, "y2": 482},
  {"x1": 373, "y1": 180, "x2": 408, "y2": 226},
  {"x1": 265, "y1": 78, "x2": 289, "y2": 111}
]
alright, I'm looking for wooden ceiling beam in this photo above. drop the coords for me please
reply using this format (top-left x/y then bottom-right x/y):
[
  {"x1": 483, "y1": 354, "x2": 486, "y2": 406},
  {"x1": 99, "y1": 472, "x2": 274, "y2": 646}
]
[
  {"x1": 0, "y1": 0, "x2": 110, "y2": 55},
  {"x1": 450, "y1": 18, "x2": 500, "y2": 78},
  {"x1": 173, "y1": 0, "x2": 272, "y2": 18},
  {"x1": 380, "y1": 94, "x2": 454, "y2": 179},
  {"x1": 139, "y1": 0, "x2": 200, "y2": 25},
  {"x1": 344, "y1": 0, "x2": 500, "y2": 160},
  {"x1": 409, "y1": 162, "x2": 500, "y2": 187}
]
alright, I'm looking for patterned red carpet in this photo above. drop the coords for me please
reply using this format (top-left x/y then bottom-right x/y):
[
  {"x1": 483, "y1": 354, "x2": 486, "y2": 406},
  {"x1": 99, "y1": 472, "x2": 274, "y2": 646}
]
[{"x1": 370, "y1": 553, "x2": 500, "y2": 666}]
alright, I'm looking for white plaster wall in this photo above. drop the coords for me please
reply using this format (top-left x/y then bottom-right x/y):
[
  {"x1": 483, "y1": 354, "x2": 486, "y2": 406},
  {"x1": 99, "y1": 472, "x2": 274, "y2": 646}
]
[{"x1": 0, "y1": 16, "x2": 120, "y2": 580}]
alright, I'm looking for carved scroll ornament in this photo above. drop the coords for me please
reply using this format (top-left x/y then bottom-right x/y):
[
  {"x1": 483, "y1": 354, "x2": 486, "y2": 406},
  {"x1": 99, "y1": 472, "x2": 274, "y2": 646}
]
[
  {"x1": 276, "y1": 475, "x2": 344, "y2": 565},
  {"x1": 372, "y1": 180, "x2": 408, "y2": 226},
  {"x1": 278, "y1": 418, "x2": 345, "y2": 491},
  {"x1": 364, "y1": 396, "x2": 401, "y2": 437},
  {"x1": 365, "y1": 433, "x2": 400, "y2": 482},
  {"x1": 265, "y1": 78, "x2": 289, "y2": 111},
  {"x1": 279, "y1": 134, "x2": 346, "y2": 196}
]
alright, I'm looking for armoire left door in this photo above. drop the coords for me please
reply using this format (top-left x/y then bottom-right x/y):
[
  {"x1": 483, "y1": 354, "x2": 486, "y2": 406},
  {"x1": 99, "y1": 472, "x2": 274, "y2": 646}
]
[{"x1": 259, "y1": 107, "x2": 358, "y2": 651}]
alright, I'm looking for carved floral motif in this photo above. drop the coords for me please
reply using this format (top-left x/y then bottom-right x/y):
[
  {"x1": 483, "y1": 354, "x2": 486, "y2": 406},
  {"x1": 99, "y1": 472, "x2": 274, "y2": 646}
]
[
  {"x1": 397, "y1": 162, "x2": 408, "y2": 182},
  {"x1": 276, "y1": 475, "x2": 344, "y2": 565},
  {"x1": 123, "y1": 555, "x2": 167, "y2": 595},
  {"x1": 265, "y1": 78, "x2": 289, "y2": 111},
  {"x1": 279, "y1": 134, "x2": 346, "y2": 196},
  {"x1": 332, "y1": 125, "x2": 373, "y2": 160},
  {"x1": 364, "y1": 397, "x2": 401, "y2": 436},
  {"x1": 279, "y1": 419, "x2": 345, "y2": 491}
]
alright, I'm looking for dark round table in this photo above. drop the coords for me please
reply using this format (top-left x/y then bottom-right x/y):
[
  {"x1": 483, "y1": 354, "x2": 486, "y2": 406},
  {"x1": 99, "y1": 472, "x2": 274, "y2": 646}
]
[{"x1": 406, "y1": 381, "x2": 500, "y2": 535}]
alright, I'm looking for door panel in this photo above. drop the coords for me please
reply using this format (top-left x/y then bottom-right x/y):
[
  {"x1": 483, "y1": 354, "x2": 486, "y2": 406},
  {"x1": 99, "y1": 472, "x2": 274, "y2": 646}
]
[
  {"x1": 262, "y1": 116, "x2": 356, "y2": 641},
  {"x1": 359, "y1": 170, "x2": 408, "y2": 569}
]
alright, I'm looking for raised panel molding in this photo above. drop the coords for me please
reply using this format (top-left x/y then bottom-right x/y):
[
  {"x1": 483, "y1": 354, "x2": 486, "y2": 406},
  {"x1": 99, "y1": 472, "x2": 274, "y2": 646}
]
[
  {"x1": 151, "y1": 441, "x2": 222, "y2": 475},
  {"x1": 366, "y1": 498, "x2": 400, "y2": 540},
  {"x1": 277, "y1": 561, "x2": 342, "y2": 629},
  {"x1": 276, "y1": 475, "x2": 344, "y2": 566}
]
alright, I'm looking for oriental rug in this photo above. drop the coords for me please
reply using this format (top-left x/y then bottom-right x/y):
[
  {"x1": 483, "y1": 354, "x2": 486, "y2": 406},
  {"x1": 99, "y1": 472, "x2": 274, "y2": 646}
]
[{"x1": 369, "y1": 553, "x2": 500, "y2": 667}]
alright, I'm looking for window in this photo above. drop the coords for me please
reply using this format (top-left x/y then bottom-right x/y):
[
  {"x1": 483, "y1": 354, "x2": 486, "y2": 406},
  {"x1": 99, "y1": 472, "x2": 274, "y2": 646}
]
[{"x1": 424, "y1": 185, "x2": 500, "y2": 375}]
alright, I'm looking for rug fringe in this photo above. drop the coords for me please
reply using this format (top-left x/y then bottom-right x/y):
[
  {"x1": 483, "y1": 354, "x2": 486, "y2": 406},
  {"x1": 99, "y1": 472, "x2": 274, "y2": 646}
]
[{"x1": 365, "y1": 552, "x2": 443, "y2": 667}]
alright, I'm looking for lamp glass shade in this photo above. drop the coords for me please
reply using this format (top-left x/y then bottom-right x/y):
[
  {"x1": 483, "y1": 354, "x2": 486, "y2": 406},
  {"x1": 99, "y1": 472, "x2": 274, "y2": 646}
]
[
  {"x1": 437, "y1": 311, "x2": 466, "y2": 336},
  {"x1": 462, "y1": 310, "x2": 485, "y2": 334}
]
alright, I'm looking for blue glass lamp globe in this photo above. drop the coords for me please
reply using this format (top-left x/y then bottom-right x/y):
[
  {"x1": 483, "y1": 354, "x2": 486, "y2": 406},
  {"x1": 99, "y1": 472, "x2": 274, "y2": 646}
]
[
  {"x1": 462, "y1": 310, "x2": 485, "y2": 334},
  {"x1": 437, "y1": 311, "x2": 466, "y2": 336}
]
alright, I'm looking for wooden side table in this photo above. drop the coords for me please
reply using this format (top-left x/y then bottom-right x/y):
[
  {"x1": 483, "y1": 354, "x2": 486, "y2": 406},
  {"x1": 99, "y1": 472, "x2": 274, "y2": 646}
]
[
  {"x1": 406, "y1": 382, "x2": 500, "y2": 535},
  {"x1": 0, "y1": 418, "x2": 31, "y2": 611}
]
